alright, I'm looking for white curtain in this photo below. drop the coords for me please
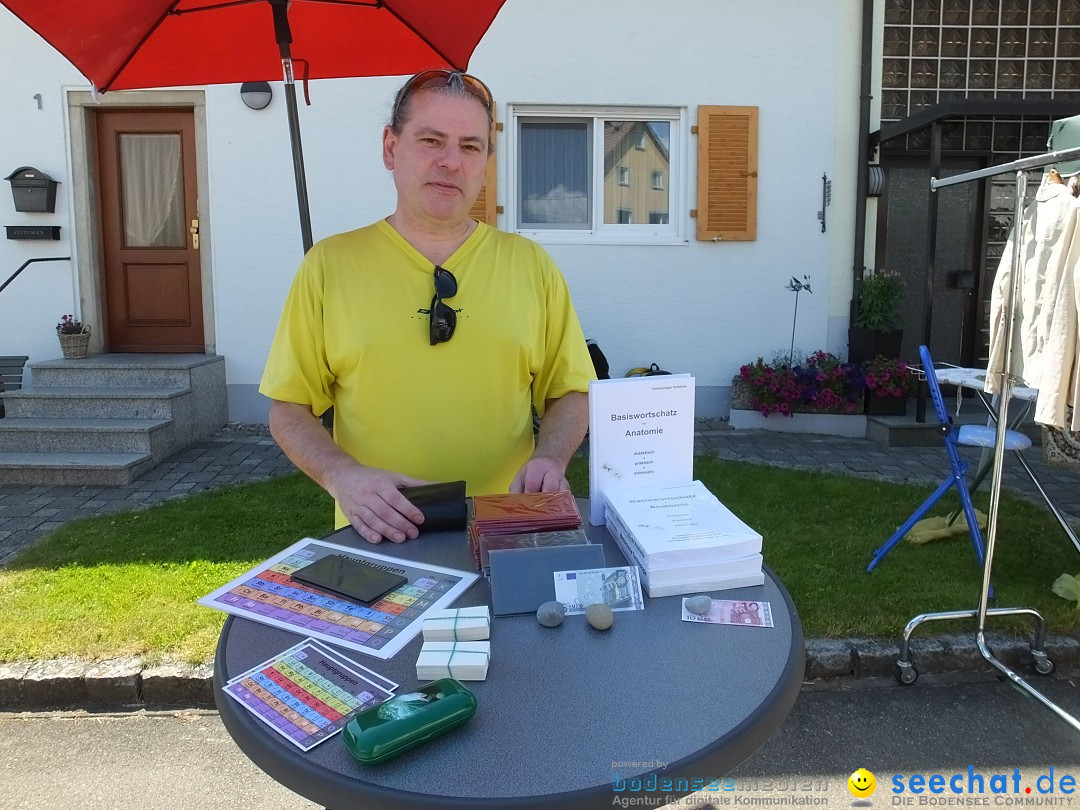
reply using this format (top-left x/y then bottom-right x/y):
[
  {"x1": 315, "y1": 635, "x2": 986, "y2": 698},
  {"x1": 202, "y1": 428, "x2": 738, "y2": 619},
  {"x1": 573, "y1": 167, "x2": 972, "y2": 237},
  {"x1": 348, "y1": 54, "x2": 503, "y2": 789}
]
[
  {"x1": 520, "y1": 121, "x2": 590, "y2": 226},
  {"x1": 120, "y1": 133, "x2": 184, "y2": 247}
]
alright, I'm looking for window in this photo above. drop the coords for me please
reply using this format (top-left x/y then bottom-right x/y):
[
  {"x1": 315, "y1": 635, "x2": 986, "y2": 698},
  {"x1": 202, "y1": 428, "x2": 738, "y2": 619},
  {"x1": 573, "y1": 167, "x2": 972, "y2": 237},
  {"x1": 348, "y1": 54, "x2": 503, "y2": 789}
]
[
  {"x1": 511, "y1": 105, "x2": 684, "y2": 242},
  {"x1": 517, "y1": 119, "x2": 591, "y2": 227}
]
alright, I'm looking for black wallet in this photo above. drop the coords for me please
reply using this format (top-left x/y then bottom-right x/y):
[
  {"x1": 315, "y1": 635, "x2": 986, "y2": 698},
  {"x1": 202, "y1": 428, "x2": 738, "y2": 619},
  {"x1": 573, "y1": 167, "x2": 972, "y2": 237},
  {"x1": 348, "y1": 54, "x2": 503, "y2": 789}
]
[{"x1": 399, "y1": 480, "x2": 467, "y2": 533}]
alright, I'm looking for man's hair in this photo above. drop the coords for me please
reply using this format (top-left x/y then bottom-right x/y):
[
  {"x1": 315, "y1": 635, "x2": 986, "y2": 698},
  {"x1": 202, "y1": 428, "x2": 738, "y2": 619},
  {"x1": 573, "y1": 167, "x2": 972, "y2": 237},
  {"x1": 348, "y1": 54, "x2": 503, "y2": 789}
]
[{"x1": 389, "y1": 70, "x2": 494, "y2": 154}]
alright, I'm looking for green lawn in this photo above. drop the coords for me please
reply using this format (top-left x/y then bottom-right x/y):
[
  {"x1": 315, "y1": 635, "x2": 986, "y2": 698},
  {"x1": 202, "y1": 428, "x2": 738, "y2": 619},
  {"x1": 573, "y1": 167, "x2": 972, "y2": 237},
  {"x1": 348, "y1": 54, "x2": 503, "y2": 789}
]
[{"x1": 0, "y1": 455, "x2": 1075, "y2": 664}]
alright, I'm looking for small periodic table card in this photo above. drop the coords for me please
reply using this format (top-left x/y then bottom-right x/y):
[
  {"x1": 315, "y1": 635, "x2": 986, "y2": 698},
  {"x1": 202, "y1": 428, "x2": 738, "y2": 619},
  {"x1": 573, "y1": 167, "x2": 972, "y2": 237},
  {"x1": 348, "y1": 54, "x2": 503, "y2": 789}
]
[{"x1": 223, "y1": 638, "x2": 399, "y2": 751}]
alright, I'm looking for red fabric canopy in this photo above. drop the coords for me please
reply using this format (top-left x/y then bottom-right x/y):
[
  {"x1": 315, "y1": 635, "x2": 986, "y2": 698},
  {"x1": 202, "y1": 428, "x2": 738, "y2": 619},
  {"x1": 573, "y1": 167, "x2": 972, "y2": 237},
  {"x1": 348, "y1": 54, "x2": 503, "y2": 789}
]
[{"x1": 3, "y1": 0, "x2": 506, "y2": 91}]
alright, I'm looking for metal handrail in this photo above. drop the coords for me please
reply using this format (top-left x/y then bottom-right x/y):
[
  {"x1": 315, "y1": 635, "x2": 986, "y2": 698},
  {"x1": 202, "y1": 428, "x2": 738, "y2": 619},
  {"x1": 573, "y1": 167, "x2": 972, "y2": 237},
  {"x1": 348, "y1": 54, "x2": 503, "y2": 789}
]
[{"x1": 0, "y1": 256, "x2": 71, "y2": 296}]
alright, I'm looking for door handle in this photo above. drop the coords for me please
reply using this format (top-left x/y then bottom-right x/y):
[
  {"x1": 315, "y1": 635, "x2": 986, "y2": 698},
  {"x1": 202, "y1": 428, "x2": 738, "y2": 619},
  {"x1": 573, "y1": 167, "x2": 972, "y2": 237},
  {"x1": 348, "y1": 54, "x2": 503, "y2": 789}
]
[{"x1": 189, "y1": 218, "x2": 200, "y2": 250}]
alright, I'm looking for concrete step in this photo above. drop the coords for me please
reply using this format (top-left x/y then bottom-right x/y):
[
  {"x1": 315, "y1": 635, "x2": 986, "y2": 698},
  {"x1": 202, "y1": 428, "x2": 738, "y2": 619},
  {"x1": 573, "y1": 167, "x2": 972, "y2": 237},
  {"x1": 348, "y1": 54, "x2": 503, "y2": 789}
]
[
  {"x1": 0, "y1": 451, "x2": 158, "y2": 486},
  {"x1": 2, "y1": 387, "x2": 187, "y2": 420},
  {"x1": 0, "y1": 417, "x2": 173, "y2": 454},
  {"x1": 28, "y1": 354, "x2": 220, "y2": 388},
  {"x1": 865, "y1": 398, "x2": 1043, "y2": 448}
]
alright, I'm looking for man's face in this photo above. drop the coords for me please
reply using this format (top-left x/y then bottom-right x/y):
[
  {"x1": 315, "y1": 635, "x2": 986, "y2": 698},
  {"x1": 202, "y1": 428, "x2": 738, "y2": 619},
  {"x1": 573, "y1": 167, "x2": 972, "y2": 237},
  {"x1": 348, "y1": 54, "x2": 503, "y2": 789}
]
[{"x1": 382, "y1": 90, "x2": 490, "y2": 228}]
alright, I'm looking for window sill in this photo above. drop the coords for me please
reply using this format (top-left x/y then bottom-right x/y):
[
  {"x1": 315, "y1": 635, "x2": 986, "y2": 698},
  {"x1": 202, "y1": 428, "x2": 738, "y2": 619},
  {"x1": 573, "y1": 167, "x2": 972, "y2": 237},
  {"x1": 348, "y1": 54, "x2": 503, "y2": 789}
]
[{"x1": 514, "y1": 230, "x2": 689, "y2": 247}]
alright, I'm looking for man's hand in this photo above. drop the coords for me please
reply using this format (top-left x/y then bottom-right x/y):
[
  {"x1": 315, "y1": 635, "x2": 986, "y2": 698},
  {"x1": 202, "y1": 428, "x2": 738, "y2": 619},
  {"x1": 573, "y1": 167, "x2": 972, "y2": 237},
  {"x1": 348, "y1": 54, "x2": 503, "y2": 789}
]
[
  {"x1": 268, "y1": 400, "x2": 432, "y2": 544},
  {"x1": 510, "y1": 455, "x2": 570, "y2": 493},
  {"x1": 509, "y1": 391, "x2": 587, "y2": 494},
  {"x1": 327, "y1": 465, "x2": 431, "y2": 544}
]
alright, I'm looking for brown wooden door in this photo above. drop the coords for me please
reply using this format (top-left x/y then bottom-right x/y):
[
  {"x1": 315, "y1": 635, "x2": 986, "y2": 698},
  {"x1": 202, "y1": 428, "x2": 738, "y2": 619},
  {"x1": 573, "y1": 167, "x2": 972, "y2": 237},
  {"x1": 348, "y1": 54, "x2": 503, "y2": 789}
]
[{"x1": 96, "y1": 109, "x2": 203, "y2": 352}]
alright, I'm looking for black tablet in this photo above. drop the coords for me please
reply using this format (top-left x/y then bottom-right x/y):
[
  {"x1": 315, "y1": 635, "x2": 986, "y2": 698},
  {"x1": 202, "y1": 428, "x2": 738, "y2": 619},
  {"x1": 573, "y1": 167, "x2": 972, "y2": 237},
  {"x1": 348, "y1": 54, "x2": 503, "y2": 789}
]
[{"x1": 292, "y1": 554, "x2": 407, "y2": 603}]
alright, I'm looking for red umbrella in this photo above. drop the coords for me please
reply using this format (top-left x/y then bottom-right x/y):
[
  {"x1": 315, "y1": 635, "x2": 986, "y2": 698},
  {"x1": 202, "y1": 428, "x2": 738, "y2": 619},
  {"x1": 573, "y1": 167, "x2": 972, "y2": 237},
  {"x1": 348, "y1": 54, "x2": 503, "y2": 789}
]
[{"x1": 2, "y1": 0, "x2": 507, "y2": 250}]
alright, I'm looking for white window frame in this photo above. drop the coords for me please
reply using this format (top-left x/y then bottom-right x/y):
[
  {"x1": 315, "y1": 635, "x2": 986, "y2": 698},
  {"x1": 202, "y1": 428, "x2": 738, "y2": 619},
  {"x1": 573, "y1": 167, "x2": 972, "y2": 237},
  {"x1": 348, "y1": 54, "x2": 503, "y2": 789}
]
[
  {"x1": 651, "y1": 170, "x2": 664, "y2": 190},
  {"x1": 616, "y1": 165, "x2": 630, "y2": 186},
  {"x1": 507, "y1": 104, "x2": 688, "y2": 245},
  {"x1": 616, "y1": 207, "x2": 633, "y2": 223}
]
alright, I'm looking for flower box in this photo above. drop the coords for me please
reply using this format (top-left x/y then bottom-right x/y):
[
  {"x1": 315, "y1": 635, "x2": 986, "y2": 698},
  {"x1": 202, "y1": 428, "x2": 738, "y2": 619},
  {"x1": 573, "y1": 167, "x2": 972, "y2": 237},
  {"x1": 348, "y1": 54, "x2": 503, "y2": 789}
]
[
  {"x1": 728, "y1": 407, "x2": 868, "y2": 437},
  {"x1": 731, "y1": 375, "x2": 863, "y2": 416},
  {"x1": 734, "y1": 351, "x2": 864, "y2": 418},
  {"x1": 730, "y1": 374, "x2": 866, "y2": 435}
]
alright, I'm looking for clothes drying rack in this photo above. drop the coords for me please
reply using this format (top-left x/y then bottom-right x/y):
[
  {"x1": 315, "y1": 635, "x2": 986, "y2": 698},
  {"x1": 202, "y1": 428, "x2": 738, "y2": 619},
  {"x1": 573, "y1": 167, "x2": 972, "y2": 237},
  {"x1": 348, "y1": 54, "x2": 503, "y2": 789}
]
[{"x1": 897, "y1": 144, "x2": 1080, "y2": 734}]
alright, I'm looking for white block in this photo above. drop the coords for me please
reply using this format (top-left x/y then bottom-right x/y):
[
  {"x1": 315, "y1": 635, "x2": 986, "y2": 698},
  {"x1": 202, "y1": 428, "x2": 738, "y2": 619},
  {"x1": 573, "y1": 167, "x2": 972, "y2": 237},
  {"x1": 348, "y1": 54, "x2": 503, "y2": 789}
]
[
  {"x1": 423, "y1": 606, "x2": 491, "y2": 641},
  {"x1": 416, "y1": 641, "x2": 490, "y2": 681}
]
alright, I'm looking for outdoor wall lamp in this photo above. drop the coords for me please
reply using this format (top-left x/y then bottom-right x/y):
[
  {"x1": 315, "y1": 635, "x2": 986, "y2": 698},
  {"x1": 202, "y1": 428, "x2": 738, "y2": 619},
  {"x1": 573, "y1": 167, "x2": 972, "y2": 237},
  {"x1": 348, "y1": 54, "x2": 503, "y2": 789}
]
[
  {"x1": 867, "y1": 164, "x2": 885, "y2": 197},
  {"x1": 240, "y1": 81, "x2": 273, "y2": 110}
]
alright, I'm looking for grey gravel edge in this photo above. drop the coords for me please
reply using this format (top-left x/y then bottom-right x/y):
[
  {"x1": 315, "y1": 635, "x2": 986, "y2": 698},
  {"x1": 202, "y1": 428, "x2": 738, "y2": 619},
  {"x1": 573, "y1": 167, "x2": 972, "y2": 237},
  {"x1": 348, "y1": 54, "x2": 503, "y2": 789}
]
[{"x1": 2, "y1": 635, "x2": 1078, "y2": 711}]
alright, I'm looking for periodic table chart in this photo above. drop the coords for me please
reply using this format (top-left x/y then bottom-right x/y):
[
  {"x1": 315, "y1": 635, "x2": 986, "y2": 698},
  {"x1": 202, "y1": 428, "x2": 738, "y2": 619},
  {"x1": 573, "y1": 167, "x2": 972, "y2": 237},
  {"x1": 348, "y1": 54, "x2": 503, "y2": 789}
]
[
  {"x1": 200, "y1": 538, "x2": 479, "y2": 660},
  {"x1": 223, "y1": 638, "x2": 398, "y2": 751}
]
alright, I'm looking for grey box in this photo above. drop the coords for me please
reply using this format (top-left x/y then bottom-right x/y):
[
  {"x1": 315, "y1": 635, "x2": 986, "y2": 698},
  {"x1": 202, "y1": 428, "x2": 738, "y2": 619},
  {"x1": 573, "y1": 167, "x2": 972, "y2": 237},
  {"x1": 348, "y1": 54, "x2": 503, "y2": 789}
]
[{"x1": 489, "y1": 544, "x2": 606, "y2": 616}]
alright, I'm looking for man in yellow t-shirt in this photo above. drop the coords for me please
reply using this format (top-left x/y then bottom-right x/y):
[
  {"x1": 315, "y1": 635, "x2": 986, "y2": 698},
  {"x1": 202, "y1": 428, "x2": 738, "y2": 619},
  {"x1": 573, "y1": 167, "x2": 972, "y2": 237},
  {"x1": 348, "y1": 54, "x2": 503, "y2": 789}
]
[{"x1": 260, "y1": 69, "x2": 595, "y2": 544}]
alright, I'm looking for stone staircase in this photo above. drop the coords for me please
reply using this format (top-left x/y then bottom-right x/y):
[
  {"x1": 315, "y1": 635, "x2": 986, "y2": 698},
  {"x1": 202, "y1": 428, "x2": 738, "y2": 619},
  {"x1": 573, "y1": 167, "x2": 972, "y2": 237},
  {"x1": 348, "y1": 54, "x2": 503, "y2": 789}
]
[
  {"x1": 864, "y1": 392, "x2": 1043, "y2": 447},
  {"x1": 0, "y1": 354, "x2": 226, "y2": 485}
]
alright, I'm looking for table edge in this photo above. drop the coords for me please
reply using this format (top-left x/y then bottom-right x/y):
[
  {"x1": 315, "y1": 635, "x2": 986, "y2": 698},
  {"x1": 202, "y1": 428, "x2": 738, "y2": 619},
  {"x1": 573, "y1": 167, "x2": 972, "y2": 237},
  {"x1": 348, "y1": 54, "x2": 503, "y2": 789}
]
[{"x1": 214, "y1": 563, "x2": 805, "y2": 810}]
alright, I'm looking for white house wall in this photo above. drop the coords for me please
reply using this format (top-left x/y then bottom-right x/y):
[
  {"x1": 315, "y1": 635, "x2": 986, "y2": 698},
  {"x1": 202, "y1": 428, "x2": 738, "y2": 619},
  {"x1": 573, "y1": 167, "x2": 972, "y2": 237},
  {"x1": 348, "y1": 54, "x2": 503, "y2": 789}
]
[
  {"x1": 0, "y1": 0, "x2": 863, "y2": 422},
  {"x1": 0, "y1": 10, "x2": 85, "y2": 374}
]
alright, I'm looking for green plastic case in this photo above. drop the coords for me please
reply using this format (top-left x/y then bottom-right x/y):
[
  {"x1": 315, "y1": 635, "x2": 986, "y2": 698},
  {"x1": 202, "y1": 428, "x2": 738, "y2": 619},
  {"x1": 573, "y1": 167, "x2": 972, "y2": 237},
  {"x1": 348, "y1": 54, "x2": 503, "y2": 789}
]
[{"x1": 342, "y1": 678, "x2": 477, "y2": 765}]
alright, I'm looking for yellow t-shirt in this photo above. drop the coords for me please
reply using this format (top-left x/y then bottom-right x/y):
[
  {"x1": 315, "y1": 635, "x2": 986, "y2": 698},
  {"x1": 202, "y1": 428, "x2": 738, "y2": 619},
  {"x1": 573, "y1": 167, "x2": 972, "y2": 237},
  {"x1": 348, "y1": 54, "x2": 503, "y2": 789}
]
[{"x1": 260, "y1": 220, "x2": 595, "y2": 527}]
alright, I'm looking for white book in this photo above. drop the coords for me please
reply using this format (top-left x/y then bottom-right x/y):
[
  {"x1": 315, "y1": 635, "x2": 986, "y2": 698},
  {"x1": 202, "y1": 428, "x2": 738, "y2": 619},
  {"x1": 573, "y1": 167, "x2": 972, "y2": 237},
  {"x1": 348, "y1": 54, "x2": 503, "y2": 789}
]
[
  {"x1": 606, "y1": 510, "x2": 762, "y2": 586},
  {"x1": 587, "y1": 375, "x2": 695, "y2": 526},
  {"x1": 644, "y1": 573, "x2": 765, "y2": 598},
  {"x1": 604, "y1": 480, "x2": 763, "y2": 567}
]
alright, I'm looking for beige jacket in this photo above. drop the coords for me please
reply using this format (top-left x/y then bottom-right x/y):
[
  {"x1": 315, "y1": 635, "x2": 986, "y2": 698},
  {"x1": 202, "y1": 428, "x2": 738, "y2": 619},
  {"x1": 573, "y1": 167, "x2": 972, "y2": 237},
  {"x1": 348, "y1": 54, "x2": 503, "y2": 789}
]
[{"x1": 986, "y1": 181, "x2": 1080, "y2": 429}]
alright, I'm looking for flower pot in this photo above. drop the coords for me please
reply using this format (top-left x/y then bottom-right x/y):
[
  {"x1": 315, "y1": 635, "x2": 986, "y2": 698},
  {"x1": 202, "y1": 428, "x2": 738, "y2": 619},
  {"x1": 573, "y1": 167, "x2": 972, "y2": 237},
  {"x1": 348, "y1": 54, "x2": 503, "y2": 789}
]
[
  {"x1": 865, "y1": 392, "x2": 908, "y2": 416},
  {"x1": 58, "y1": 327, "x2": 91, "y2": 359},
  {"x1": 848, "y1": 327, "x2": 903, "y2": 363}
]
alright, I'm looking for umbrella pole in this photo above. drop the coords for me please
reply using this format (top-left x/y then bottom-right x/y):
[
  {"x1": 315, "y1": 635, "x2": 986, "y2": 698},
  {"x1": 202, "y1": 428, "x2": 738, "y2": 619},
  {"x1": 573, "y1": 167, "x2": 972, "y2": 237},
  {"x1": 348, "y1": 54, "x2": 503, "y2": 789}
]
[{"x1": 270, "y1": 0, "x2": 314, "y2": 253}]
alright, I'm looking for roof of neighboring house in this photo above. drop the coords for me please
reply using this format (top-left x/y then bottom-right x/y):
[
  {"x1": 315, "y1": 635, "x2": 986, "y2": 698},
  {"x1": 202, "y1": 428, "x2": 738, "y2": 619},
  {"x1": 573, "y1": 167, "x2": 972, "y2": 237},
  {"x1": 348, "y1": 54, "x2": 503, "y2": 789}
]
[{"x1": 604, "y1": 120, "x2": 670, "y2": 162}]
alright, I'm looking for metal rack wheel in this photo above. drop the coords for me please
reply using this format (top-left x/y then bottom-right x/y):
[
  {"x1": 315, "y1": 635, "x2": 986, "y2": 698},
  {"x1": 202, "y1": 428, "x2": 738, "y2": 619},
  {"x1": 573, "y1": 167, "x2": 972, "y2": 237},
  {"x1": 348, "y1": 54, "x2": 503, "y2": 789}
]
[
  {"x1": 896, "y1": 661, "x2": 918, "y2": 685},
  {"x1": 1031, "y1": 649, "x2": 1055, "y2": 677}
]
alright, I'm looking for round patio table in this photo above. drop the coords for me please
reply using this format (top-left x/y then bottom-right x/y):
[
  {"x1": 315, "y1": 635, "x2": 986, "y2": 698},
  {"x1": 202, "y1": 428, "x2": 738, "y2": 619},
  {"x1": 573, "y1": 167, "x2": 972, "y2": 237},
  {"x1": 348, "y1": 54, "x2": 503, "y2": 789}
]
[{"x1": 214, "y1": 498, "x2": 804, "y2": 810}]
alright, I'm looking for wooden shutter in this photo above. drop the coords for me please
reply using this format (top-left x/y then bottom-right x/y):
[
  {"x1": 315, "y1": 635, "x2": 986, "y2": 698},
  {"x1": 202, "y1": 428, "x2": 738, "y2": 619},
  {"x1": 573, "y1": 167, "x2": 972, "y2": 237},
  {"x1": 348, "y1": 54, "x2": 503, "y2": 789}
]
[
  {"x1": 468, "y1": 152, "x2": 497, "y2": 226},
  {"x1": 695, "y1": 105, "x2": 758, "y2": 241},
  {"x1": 469, "y1": 112, "x2": 498, "y2": 227}
]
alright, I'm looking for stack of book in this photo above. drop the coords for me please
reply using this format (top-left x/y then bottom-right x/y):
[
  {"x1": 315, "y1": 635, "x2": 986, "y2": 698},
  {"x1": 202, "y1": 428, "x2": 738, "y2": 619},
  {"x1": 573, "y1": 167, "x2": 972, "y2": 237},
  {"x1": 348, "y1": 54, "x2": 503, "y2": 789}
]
[
  {"x1": 422, "y1": 606, "x2": 491, "y2": 642},
  {"x1": 603, "y1": 480, "x2": 764, "y2": 597},
  {"x1": 416, "y1": 640, "x2": 490, "y2": 681},
  {"x1": 468, "y1": 492, "x2": 585, "y2": 577},
  {"x1": 472, "y1": 528, "x2": 589, "y2": 579}
]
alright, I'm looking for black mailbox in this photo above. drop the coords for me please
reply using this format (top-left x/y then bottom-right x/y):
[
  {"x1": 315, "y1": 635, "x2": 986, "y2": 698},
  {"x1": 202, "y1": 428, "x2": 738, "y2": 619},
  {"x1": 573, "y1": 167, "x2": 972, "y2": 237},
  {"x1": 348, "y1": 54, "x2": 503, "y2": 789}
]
[{"x1": 5, "y1": 167, "x2": 59, "y2": 213}]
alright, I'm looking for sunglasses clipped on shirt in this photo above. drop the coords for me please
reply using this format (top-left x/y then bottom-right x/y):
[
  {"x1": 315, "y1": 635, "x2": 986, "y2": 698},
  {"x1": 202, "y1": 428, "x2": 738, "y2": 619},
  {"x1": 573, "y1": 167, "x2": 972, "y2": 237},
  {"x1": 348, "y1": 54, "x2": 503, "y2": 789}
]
[
  {"x1": 392, "y1": 69, "x2": 494, "y2": 121},
  {"x1": 429, "y1": 265, "x2": 458, "y2": 346}
]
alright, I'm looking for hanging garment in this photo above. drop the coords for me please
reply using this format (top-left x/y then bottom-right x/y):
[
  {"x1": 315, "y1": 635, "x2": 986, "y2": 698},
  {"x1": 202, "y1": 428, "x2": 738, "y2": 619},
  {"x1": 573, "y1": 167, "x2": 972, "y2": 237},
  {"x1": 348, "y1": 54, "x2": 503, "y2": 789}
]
[
  {"x1": 1065, "y1": 264, "x2": 1080, "y2": 432},
  {"x1": 986, "y1": 180, "x2": 1080, "y2": 429},
  {"x1": 1036, "y1": 214, "x2": 1080, "y2": 431}
]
